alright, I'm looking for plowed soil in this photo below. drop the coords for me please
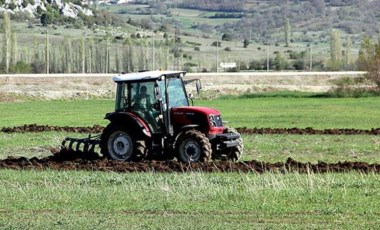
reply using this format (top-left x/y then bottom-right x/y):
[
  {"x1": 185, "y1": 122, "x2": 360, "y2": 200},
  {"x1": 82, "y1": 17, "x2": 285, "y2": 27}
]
[
  {"x1": 0, "y1": 149, "x2": 379, "y2": 173},
  {"x1": 2, "y1": 124, "x2": 380, "y2": 135},
  {"x1": 2, "y1": 124, "x2": 380, "y2": 173}
]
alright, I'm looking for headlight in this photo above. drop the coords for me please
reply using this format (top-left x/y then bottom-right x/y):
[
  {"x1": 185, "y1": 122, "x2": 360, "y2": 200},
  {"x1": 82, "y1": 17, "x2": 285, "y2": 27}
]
[{"x1": 209, "y1": 114, "x2": 217, "y2": 127}]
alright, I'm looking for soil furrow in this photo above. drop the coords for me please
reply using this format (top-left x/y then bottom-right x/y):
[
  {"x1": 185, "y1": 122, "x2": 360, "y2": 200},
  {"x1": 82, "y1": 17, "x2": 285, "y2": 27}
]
[
  {"x1": 2, "y1": 124, "x2": 380, "y2": 135},
  {"x1": 0, "y1": 149, "x2": 379, "y2": 173}
]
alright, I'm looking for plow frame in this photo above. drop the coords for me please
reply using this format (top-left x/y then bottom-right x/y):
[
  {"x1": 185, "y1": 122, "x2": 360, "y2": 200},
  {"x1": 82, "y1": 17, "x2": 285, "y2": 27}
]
[{"x1": 61, "y1": 134, "x2": 101, "y2": 154}]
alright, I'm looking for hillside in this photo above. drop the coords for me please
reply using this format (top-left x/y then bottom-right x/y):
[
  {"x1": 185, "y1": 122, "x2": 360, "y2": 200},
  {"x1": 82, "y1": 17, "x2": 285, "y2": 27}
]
[
  {"x1": 0, "y1": 0, "x2": 93, "y2": 19},
  {"x1": 0, "y1": 0, "x2": 378, "y2": 74},
  {"x1": 110, "y1": 0, "x2": 379, "y2": 43}
]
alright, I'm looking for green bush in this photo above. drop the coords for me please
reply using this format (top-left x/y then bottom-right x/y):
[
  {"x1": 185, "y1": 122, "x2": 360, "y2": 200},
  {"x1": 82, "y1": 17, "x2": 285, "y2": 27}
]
[
  {"x1": 8, "y1": 2, "x2": 17, "y2": 10},
  {"x1": 328, "y1": 77, "x2": 376, "y2": 98},
  {"x1": 10, "y1": 61, "x2": 32, "y2": 74},
  {"x1": 22, "y1": 0, "x2": 29, "y2": 8}
]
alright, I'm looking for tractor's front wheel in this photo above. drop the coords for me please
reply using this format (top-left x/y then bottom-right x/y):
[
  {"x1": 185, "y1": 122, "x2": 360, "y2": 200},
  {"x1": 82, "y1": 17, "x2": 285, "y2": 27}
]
[
  {"x1": 218, "y1": 128, "x2": 244, "y2": 162},
  {"x1": 100, "y1": 123, "x2": 146, "y2": 161},
  {"x1": 176, "y1": 129, "x2": 212, "y2": 163}
]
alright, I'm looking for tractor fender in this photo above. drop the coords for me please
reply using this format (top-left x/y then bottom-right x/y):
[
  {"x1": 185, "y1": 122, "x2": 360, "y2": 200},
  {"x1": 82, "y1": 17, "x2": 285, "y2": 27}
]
[
  {"x1": 179, "y1": 124, "x2": 199, "y2": 131},
  {"x1": 104, "y1": 112, "x2": 151, "y2": 138}
]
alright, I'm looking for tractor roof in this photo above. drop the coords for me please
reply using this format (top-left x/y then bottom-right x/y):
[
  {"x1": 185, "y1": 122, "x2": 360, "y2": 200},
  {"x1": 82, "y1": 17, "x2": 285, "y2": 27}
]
[{"x1": 113, "y1": 71, "x2": 186, "y2": 82}]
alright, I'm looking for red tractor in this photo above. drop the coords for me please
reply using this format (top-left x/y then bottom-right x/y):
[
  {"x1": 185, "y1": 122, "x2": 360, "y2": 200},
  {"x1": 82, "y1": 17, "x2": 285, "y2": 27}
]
[{"x1": 63, "y1": 71, "x2": 243, "y2": 163}]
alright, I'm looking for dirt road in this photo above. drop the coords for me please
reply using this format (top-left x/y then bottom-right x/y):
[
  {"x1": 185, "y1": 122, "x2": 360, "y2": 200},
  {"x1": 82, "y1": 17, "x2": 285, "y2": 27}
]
[{"x1": 0, "y1": 72, "x2": 365, "y2": 100}]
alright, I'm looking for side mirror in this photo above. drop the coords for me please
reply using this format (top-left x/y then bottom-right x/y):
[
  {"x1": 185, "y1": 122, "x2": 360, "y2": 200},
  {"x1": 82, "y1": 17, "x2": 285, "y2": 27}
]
[
  {"x1": 184, "y1": 78, "x2": 202, "y2": 95},
  {"x1": 195, "y1": 80, "x2": 202, "y2": 95},
  {"x1": 188, "y1": 93, "x2": 194, "y2": 106}
]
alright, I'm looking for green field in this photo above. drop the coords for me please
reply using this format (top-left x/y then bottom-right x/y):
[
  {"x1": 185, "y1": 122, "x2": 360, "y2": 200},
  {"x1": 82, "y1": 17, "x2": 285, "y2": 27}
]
[
  {"x1": 1, "y1": 97, "x2": 380, "y2": 162},
  {"x1": 1, "y1": 170, "x2": 379, "y2": 229},
  {"x1": 2, "y1": 97, "x2": 380, "y2": 128},
  {"x1": 1, "y1": 96, "x2": 380, "y2": 228}
]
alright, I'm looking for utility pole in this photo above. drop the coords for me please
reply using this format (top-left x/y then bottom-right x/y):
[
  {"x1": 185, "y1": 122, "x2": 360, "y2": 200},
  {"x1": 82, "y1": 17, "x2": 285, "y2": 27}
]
[
  {"x1": 309, "y1": 43, "x2": 313, "y2": 71},
  {"x1": 216, "y1": 40, "x2": 219, "y2": 72},
  {"x1": 46, "y1": 26, "x2": 49, "y2": 74},
  {"x1": 174, "y1": 27, "x2": 179, "y2": 70},
  {"x1": 266, "y1": 47, "x2": 269, "y2": 72},
  {"x1": 152, "y1": 34, "x2": 155, "y2": 70}
]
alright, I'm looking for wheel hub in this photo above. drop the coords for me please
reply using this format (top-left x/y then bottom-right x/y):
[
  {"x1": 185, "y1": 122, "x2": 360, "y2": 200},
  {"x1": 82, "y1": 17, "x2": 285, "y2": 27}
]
[
  {"x1": 114, "y1": 137, "x2": 128, "y2": 153},
  {"x1": 184, "y1": 141, "x2": 200, "y2": 160},
  {"x1": 108, "y1": 132, "x2": 133, "y2": 160}
]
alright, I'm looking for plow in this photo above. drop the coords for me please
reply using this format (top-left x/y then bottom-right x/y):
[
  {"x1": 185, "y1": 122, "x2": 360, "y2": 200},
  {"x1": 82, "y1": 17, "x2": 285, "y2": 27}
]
[{"x1": 61, "y1": 135, "x2": 101, "y2": 157}]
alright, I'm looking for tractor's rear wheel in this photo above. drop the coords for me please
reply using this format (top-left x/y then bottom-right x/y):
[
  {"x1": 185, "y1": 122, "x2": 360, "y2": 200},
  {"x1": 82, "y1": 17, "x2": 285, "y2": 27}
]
[
  {"x1": 100, "y1": 123, "x2": 146, "y2": 161},
  {"x1": 176, "y1": 129, "x2": 212, "y2": 163}
]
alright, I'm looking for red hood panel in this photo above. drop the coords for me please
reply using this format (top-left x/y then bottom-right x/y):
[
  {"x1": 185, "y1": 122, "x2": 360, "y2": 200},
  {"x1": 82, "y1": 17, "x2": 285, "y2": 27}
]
[
  {"x1": 171, "y1": 106, "x2": 220, "y2": 115},
  {"x1": 170, "y1": 106, "x2": 224, "y2": 135}
]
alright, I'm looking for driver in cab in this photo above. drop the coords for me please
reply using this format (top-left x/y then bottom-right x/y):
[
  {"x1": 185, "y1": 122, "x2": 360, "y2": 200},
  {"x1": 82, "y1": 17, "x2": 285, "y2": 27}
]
[
  {"x1": 133, "y1": 86, "x2": 152, "y2": 111},
  {"x1": 132, "y1": 85, "x2": 160, "y2": 131}
]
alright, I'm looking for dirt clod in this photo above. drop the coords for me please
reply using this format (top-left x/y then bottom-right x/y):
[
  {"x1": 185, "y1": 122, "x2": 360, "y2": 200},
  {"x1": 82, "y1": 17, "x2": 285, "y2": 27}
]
[
  {"x1": 0, "y1": 149, "x2": 379, "y2": 173},
  {"x1": 2, "y1": 124, "x2": 380, "y2": 135}
]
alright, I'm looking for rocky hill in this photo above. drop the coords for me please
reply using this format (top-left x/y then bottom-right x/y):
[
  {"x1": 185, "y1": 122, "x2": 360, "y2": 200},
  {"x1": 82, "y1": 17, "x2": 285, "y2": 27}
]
[{"x1": 0, "y1": 0, "x2": 93, "y2": 19}]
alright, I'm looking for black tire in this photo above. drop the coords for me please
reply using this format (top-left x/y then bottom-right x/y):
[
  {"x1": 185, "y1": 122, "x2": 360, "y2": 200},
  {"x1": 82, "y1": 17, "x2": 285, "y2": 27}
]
[
  {"x1": 176, "y1": 129, "x2": 212, "y2": 163},
  {"x1": 216, "y1": 128, "x2": 244, "y2": 162},
  {"x1": 100, "y1": 123, "x2": 146, "y2": 161}
]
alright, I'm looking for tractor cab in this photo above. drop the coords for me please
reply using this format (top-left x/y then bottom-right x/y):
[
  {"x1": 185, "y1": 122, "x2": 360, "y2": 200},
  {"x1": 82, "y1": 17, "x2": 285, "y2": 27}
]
[
  {"x1": 98, "y1": 70, "x2": 243, "y2": 163},
  {"x1": 113, "y1": 71, "x2": 190, "y2": 134}
]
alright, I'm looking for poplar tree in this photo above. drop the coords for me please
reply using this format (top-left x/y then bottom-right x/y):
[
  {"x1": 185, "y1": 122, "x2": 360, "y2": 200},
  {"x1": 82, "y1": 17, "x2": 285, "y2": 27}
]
[
  {"x1": 63, "y1": 37, "x2": 72, "y2": 73},
  {"x1": 284, "y1": 18, "x2": 291, "y2": 47},
  {"x1": 104, "y1": 35, "x2": 111, "y2": 73},
  {"x1": 45, "y1": 30, "x2": 49, "y2": 73},
  {"x1": 86, "y1": 38, "x2": 94, "y2": 73},
  {"x1": 2, "y1": 12, "x2": 11, "y2": 73},
  {"x1": 115, "y1": 48, "x2": 120, "y2": 73},
  {"x1": 366, "y1": 39, "x2": 380, "y2": 89},
  {"x1": 10, "y1": 31, "x2": 17, "y2": 68},
  {"x1": 357, "y1": 36, "x2": 380, "y2": 89},
  {"x1": 345, "y1": 36, "x2": 352, "y2": 69},
  {"x1": 358, "y1": 36, "x2": 373, "y2": 71},
  {"x1": 138, "y1": 44, "x2": 145, "y2": 70},
  {"x1": 329, "y1": 30, "x2": 342, "y2": 70},
  {"x1": 128, "y1": 42, "x2": 134, "y2": 72},
  {"x1": 79, "y1": 37, "x2": 85, "y2": 73}
]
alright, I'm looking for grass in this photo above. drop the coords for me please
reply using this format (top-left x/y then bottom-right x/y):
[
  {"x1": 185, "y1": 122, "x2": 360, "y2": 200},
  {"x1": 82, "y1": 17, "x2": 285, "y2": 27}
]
[
  {"x1": 0, "y1": 99, "x2": 113, "y2": 127},
  {"x1": 1, "y1": 96, "x2": 380, "y2": 228},
  {"x1": 1, "y1": 97, "x2": 379, "y2": 162},
  {"x1": 0, "y1": 170, "x2": 379, "y2": 229},
  {"x1": 196, "y1": 97, "x2": 380, "y2": 129},
  {"x1": 1, "y1": 97, "x2": 380, "y2": 129},
  {"x1": 0, "y1": 132, "x2": 84, "y2": 159},
  {"x1": 243, "y1": 134, "x2": 380, "y2": 163}
]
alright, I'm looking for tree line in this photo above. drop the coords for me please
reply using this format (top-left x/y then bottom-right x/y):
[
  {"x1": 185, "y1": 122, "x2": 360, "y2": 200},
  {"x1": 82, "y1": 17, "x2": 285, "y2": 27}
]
[
  {"x1": 0, "y1": 12, "x2": 176, "y2": 74},
  {"x1": 0, "y1": 9, "x2": 378, "y2": 74}
]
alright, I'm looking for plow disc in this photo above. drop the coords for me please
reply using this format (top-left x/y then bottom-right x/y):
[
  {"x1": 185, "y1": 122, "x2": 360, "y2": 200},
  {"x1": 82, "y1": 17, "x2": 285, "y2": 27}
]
[{"x1": 61, "y1": 134, "x2": 102, "y2": 159}]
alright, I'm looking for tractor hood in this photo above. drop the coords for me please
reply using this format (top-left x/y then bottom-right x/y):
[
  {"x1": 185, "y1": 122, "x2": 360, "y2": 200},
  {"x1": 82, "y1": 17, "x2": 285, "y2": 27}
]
[
  {"x1": 171, "y1": 106, "x2": 224, "y2": 134},
  {"x1": 171, "y1": 106, "x2": 221, "y2": 116}
]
